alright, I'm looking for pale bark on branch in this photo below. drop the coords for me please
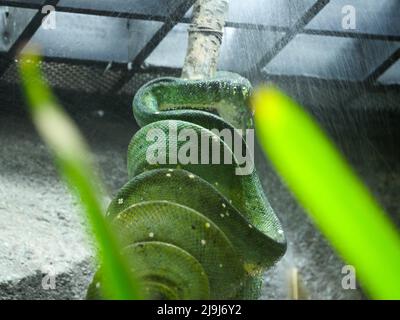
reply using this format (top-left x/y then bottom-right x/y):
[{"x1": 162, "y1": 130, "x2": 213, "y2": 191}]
[{"x1": 181, "y1": 0, "x2": 229, "y2": 80}]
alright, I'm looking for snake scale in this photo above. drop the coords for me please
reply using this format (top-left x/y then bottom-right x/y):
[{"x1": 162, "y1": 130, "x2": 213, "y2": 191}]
[{"x1": 87, "y1": 72, "x2": 286, "y2": 300}]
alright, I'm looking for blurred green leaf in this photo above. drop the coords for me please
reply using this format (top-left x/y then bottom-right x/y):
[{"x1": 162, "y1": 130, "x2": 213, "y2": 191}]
[
  {"x1": 19, "y1": 49, "x2": 142, "y2": 300},
  {"x1": 252, "y1": 86, "x2": 400, "y2": 299}
]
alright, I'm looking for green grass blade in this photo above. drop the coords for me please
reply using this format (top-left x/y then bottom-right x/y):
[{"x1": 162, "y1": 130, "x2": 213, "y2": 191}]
[
  {"x1": 251, "y1": 87, "x2": 400, "y2": 299},
  {"x1": 19, "y1": 50, "x2": 142, "y2": 300}
]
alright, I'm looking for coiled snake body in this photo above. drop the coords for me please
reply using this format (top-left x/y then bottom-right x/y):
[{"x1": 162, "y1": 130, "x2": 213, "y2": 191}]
[{"x1": 87, "y1": 72, "x2": 286, "y2": 300}]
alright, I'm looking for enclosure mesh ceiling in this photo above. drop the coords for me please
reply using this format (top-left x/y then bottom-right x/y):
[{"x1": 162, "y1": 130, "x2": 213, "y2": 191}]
[
  {"x1": 0, "y1": 0, "x2": 398, "y2": 95},
  {"x1": 0, "y1": 56, "x2": 178, "y2": 95}
]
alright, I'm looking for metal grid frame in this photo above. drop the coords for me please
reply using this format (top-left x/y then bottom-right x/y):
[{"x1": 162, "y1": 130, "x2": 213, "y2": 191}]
[{"x1": 0, "y1": 0, "x2": 398, "y2": 93}]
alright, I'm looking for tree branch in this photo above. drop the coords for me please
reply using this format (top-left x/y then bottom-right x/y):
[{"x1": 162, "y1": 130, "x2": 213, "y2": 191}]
[{"x1": 181, "y1": 0, "x2": 229, "y2": 80}]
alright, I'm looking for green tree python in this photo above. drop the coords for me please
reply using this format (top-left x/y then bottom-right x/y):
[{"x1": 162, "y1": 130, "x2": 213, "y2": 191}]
[{"x1": 87, "y1": 72, "x2": 286, "y2": 300}]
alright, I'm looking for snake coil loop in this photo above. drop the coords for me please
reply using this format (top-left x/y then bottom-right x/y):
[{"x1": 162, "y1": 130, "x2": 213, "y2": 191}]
[{"x1": 88, "y1": 72, "x2": 286, "y2": 300}]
